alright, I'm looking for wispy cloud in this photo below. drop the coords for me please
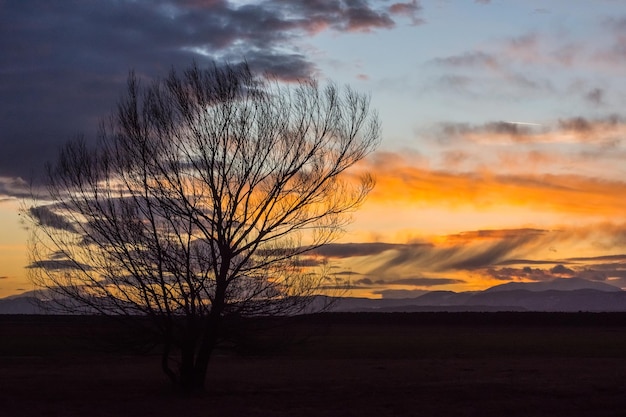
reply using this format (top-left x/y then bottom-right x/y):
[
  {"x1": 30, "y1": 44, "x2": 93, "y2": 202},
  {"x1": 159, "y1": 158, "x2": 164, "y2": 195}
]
[
  {"x1": 385, "y1": 277, "x2": 465, "y2": 286},
  {"x1": 431, "y1": 115, "x2": 626, "y2": 145},
  {"x1": 26, "y1": 259, "x2": 91, "y2": 271},
  {"x1": 313, "y1": 242, "x2": 431, "y2": 258},
  {"x1": 307, "y1": 222, "x2": 626, "y2": 292},
  {"x1": 405, "y1": 114, "x2": 626, "y2": 188},
  {"x1": 594, "y1": 17, "x2": 626, "y2": 65},
  {"x1": 433, "y1": 51, "x2": 499, "y2": 69},
  {"x1": 389, "y1": 1, "x2": 423, "y2": 25},
  {"x1": 355, "y1": 151, "x2": 626, "y2": 218},
  {"x1": 0, "y1": 177, "x2": 31, "y2": 200},
  {"x1": 429, "y1": 34, "x2": 556, "y2": 96},
  {"x1": 28, "y1": 205, "x2": 77, "y2": 233},
  {"x1": 425, "y1": 17, "x2": 626, "y2": 109}
]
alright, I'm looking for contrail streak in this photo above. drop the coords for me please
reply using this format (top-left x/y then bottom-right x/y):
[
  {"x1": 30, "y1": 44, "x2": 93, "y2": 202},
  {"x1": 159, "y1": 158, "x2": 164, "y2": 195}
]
[{"x1": 504, "y1": 121, "x2": 543, "y2": 126}]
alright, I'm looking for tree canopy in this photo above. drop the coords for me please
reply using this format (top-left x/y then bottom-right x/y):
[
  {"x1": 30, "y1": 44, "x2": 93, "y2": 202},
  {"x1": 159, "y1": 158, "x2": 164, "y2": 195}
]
[{"x1": 27, "y1": 62, "x2": 380, "y2": 391}]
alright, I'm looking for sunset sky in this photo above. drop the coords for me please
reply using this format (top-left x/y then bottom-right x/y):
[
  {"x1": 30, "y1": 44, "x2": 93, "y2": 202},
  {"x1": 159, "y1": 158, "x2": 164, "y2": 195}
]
[{"x1": 2, "y1": 0, "x2": 626, "y2": 299}]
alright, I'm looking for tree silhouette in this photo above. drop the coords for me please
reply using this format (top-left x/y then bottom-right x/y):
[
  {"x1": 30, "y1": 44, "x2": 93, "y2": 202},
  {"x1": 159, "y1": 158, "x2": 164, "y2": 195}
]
[{"x1": 26, "y1": 62, "x2": 380, "y2": 391}]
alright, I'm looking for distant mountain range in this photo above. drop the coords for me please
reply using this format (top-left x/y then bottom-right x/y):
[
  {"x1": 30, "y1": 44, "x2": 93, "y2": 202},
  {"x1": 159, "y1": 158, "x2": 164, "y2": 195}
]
[
  {"x1": 484, "y1": 277, "x2": 621, "y2": 293},
  {"x1": 2, "y1": 278, "x2": 625, "y2": 314},
  {"x1": 327, "y1": 278, "x2": 626, "y2": 313},
  {"x1": 0, "y1": 296, "x2": 44, "y2": 314}
]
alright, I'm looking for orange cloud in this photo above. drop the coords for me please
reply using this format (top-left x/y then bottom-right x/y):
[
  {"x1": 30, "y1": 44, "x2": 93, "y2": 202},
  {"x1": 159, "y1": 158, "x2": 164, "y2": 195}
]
[
  {"x1": 354, "y1": 151, "x2": 626, "y2": 218},
  {"x1": 318, "y1": 223, "x2": 626, "y2": 294},
  {"x1": 441, "y1": 228, "x2": 547, "y2": 245}
]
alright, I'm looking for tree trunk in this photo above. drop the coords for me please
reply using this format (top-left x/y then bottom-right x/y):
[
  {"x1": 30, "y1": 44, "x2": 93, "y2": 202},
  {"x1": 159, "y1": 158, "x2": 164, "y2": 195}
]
[
  {"x1": 191, "y1": 315, "x2": 220, "y2": 391},
  {"x1": 187, "y1": 282, "x2": 226, "y2": 391},
  {"x1": 179, "y1": 345, "x2": 197, "y2": 392},
  {"x1": 171, "y1": 308, "x2": 223, "y2": 392},
  {"x1": 160, "y1": 340, "x2": 177, "y2": 385}
]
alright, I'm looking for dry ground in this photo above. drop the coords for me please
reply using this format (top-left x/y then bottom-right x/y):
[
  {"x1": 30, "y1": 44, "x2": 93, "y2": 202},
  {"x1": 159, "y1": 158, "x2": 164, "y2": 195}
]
[{"x1": 2, "y1": 313, "x2": 626, "y2": 417}]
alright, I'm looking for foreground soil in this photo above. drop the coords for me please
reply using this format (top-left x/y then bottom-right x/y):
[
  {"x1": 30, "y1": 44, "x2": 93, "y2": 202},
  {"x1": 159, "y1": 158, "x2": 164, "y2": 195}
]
[{"x1": 2, "y1": 312, "x2": 626, "y2": 417}]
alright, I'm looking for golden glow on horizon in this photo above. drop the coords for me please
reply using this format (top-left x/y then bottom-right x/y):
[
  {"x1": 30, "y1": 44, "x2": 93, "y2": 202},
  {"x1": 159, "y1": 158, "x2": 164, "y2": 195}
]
[
  {"x1": 3, "y1": 143, "x2": 626, "y2": 298},
  {"x1": 0, "y1": 200, "x2": 31, "y2": 298}
]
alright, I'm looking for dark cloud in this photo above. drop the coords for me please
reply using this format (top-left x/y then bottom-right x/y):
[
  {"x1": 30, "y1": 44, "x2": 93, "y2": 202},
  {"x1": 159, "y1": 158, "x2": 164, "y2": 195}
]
[
  {"x1": 585, "y1": 262, "x2": 626, "y2": 272},
  {"x1": 26, "y1": 259, "x2": 91, "y2": 271},
  {"x1": 372, "y1": 289, "x2": 430, "y2": 298},
  {"x1": 562, "y1": 255, "x2": 626, "y2": 283},
  {"x1": 567, "y1": 254, "x2": 626, "y2": 262},
  {"x1": 436, "y1": 75, "x2": 473, "y2": 91},
  {"x1": 364, "y1": 229, "x2": 550, "y2": 279},
  {"x1": 550, "y1": 264, "x2": 575, "y2": 275},
  {"x1": 559, "y1": 117, "x2": 593, "y2": 132},
  {"x1": 301, "y1": 229, "x2": 556, "y2": 285},
  {"x1": 585, "y1": 88, "x2": 605, "y2": 105},
  {"x1": 596, "y1": 17, "x2": 626, "y2": 64},
  {"x1": 484, "y1": 121, "x2": 534, "y2": 136},
  {"x1": 340, "y1": 0, "x2": 395, "y2": 31},
  {"x1": 505, "y1": 33, "x2": 538, "y2": 53},
  {"x1": 444, "y1": 236, "x2": 537, "y2": 270},
  {"x1": 0, "y1": 276, "x2": 8, "y2": 280},
  {"x1": 432, "y1": 115, "x2": 626, "y2": 145},
  {"x1": 429, "y1": 33, "x2": 559, "y2": 96},
  {"x1": 354, "y1": 277, "x2": 374, "y2": 286},
  {"x1": 606, "y1": 17, "x2": 626, "y2": 31},
  {"x1": 0, "y1": 0, "x2": 418, "y2": 180},
  {"x1": 313, "y1": 242, "x2": 430, "y2": 258},
  {"x1": 576, "y1": 269, "x2": 609, "y2": 281},
  {"x1": 0, "y1": 177, "x2": 32, "y2": 199},
  {"x1": 485, "y1": 258, "x2": 626, "y2": 285},
  {"x1": 558, "y1": 115, "x2": 623, "y2": 132},
  {"x1": 446, "y1": 228, "x2": 547, "y2": 241},
  {"x1": 433, "y1": 51, "x2": 498, "y2": 69},
  {"x1": 333, "y1": 270, "x2": 363, "y2": 276},
  {"x1": 28, "y1": 205, "x2": 77, "y2": 233},
  {"x1": 388, "y1": 1, "x2": 423, "y2": 25},
  {"x1": 235, "y1": 51, "x2": 317, "y2": 81},
  {"x1": 496, "y1": 259, "x2": 564, "y2": 266},
  {"x1": 485, "y1": 267, "x2": 554, "y2": 282},
  {"x1": 294, "y1": 258, "x2": 325, "y2": 267},
  {"x1": 271, "y1": 0, "x2": 400, "y2": 33},
  {"x1": 385, "y1": 277, "x2": 465, "y2": 286},
  {"x1": 308, "y1": 227, "x2": 626, "y2": 289},
  {"x1": 604, "y1": 16, "x2": 626, "y2": 37},
  {"x1": 434, "y1": 121, "x2": 539, "y2": 143}
]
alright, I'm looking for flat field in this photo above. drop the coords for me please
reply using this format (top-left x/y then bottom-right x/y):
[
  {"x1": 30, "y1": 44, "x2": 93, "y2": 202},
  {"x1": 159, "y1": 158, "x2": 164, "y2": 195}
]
[{"x1": 2, "y1": 313, "x2": 626, "y2": 417}]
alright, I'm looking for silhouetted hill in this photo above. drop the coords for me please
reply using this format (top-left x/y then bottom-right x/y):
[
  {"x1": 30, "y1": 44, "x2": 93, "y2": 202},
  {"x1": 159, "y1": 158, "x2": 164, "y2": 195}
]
[
  {"x1": 410, "y1": 291, "x2": 476, "y2": 306},
  {"x1": 485, "y1": 277, "x2": 622, "y2": 293},
  {"x1": 0, "y1": 297, "x2": 44, "y2": 314},
  {"x1": 325, "y1": 278, "x2": 626, "y2": 313},
  {"x1": 2, "y1": 278, "x2": 625, "y2": 314},
  {"x1": 465, "y1": 289, "x2": 626, "y2": 311}
]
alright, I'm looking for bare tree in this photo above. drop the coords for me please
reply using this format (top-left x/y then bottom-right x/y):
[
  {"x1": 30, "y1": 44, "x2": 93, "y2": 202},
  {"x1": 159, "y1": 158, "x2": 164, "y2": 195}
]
[{"x1": 26, "y1": 62, "x2": 380, "y2": 391}]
